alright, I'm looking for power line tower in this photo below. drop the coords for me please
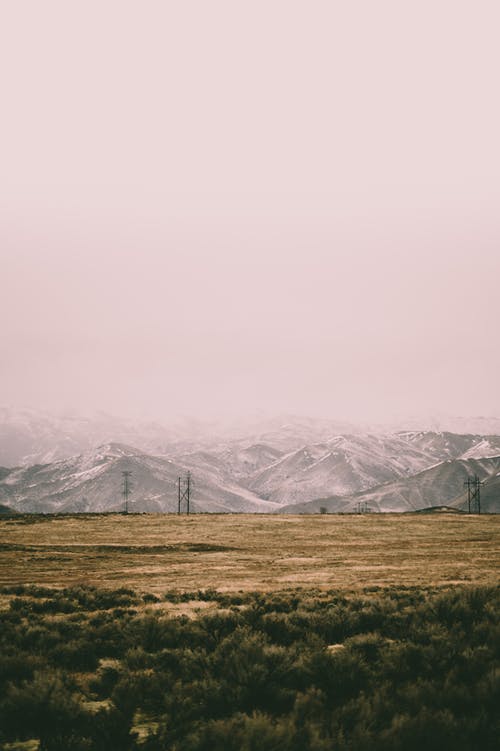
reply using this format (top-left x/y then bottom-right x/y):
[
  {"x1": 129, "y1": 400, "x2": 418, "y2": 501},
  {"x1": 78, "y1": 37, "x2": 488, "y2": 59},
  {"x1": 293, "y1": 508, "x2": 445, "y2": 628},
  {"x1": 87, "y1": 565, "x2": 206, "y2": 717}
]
[
  {"x1": 356, "y1": 501, "x2": 372, "y2": 514},
  {"x1": 122, "y1": 470, "x2": 132, "y2": 514},
  {"x1": 464, "y1": 475, "x2": 482, "y2": 514},
  {"x1": 177, "y1": 472, "x2": 192, "y2": 514}
]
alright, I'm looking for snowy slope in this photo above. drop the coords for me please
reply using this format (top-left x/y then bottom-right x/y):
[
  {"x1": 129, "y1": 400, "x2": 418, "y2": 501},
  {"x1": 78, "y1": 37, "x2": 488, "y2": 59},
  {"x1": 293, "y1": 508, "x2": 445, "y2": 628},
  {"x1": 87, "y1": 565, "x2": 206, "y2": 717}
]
[
  {"x1": 397, "y1": 431, "x2": 476, "y2": 460},
  {"x1": 218, "y1": 444, "x2": 284, "y2": 479},
  {"x1": 459, "y1": 437, "x2": 500, "y2": 460},
  {"x1": 2, "y1": 407, "x2": 500, "y2": 514},
  {"x1": 248, "y1": 433, "x2": 440, "y2": 505},
  {"x1": 398, "y1": 431, "x2": 500, "y2": 462},
  {"x1": 280, "y1": 456, "x2": 500, "y2": 514},
  {"x1": 0, "y1": 409, "x2": 358, "y2": 467},
  {"x1": 0, "y1": 443, "x2": 279, "y2": 514}
]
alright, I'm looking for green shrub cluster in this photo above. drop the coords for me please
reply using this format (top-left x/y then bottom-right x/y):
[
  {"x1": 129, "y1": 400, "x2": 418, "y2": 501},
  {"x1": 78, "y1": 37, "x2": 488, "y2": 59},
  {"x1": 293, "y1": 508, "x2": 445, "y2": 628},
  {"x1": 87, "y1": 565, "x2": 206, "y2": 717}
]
[
  {"x1": 0, "y1": 585, "x2": 498, "y2": 750},
  {"x1": 6, "y1": 584, "x2": 139, "y2": 613}
]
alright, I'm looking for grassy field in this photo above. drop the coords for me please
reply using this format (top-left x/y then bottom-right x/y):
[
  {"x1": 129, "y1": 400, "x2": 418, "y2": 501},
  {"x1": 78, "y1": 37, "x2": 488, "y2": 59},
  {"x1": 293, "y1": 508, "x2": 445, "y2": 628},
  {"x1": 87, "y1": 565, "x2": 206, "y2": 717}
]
[
  {"x1": 0, "y1": 513, "x2": 498, "y2": 594},
  {"x1": 1, "y1": 513, "x2": 499, "y2": 750}
]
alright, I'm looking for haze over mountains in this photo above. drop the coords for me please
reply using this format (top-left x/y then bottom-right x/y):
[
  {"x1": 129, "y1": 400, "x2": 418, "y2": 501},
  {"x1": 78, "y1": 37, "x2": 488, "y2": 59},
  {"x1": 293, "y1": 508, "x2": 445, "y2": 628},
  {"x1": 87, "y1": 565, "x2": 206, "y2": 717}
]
[{"x1": 1, "y1": 408, "x2": 499, "y2": 514}]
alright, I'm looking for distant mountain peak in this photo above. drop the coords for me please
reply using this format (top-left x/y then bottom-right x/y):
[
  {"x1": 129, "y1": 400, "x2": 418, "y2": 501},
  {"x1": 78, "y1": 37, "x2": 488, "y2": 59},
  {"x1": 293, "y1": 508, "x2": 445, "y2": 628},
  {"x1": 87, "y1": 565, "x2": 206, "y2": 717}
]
[{"x1": 90, "y1": 442, "x2": 143, "y2": 458}]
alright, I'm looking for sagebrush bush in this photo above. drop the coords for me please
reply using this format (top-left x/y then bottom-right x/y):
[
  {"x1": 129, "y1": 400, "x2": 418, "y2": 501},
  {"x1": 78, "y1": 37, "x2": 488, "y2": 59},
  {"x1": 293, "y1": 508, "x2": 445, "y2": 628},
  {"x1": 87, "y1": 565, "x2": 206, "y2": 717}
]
[{"x1": 0, "y1": 584, "x2": 498, "y2": 750}]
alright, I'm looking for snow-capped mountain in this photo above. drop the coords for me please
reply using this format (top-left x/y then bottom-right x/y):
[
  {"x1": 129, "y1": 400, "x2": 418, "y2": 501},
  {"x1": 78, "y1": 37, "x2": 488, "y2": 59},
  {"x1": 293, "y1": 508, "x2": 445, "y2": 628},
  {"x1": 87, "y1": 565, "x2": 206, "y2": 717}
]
[
  {"x1": 0, "y1": 409, "x2": 360, "y2": 467},
  {"x1": 1, "y1": 407, "x2": 500, "y2": 514},
  {"x1": 0, "y1": 442, "x2": 279, "y2": 514},
  {"x1": 246, "y1": 433, "x2": 457, "y2": 505},
  {"x1": 279, "y1": 456, "x2": 500, "y2": 514}
]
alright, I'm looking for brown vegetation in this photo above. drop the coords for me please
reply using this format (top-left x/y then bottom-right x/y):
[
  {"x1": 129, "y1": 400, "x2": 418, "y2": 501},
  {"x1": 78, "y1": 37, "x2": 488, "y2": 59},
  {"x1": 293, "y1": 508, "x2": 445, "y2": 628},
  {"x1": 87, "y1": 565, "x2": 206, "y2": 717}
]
[{"x1": 0, "y1": 513, "x2": 498, "y2": 594}]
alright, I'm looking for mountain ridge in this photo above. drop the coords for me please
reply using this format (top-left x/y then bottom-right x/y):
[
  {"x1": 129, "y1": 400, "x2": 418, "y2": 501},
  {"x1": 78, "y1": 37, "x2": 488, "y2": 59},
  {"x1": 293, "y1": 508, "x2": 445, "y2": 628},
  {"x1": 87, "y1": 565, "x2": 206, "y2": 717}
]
[
  {"x1": 1, "y1": 408, "x2": 500, "y2": 514},
  {"x1": 3, "y1": 407, "x2": 500, "y2": 468},
  {"x1": 279, "y1": 455, "x2": 500, "y2": 514},
  {"x1": 0, "y1": 441, "x2": 279, "y2": 514}
]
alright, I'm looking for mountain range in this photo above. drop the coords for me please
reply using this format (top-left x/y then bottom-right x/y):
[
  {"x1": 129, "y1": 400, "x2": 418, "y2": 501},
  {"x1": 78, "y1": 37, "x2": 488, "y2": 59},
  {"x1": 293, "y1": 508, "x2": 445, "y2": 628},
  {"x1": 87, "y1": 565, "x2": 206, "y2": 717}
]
[
  {"x1": 280, "y1": 456, "x2": 500, "y2": 514},
  {"x1": 0, "y1": 409, "x2": 499, "y2": 514}
]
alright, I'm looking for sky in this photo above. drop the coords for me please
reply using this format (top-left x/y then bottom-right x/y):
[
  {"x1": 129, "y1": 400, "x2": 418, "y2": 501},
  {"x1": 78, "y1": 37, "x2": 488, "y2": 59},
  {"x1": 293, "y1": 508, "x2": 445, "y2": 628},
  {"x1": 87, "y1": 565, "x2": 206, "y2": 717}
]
[{"x1": 1, "y1": 1, "x2": 499, "y2": 424}]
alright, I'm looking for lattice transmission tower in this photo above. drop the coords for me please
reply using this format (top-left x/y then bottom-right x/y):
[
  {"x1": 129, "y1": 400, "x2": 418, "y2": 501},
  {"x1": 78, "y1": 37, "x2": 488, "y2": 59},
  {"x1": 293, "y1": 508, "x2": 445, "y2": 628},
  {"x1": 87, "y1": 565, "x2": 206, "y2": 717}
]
[
  {"x1": 464, "y1": 475, "x2": 482, "y2": 514},
  {"x1": 122, "y1": 470, "x2": 132, "y2": 514},
  {"x1": 177, "y1": 472, "x2": 193, "y2": 514}
]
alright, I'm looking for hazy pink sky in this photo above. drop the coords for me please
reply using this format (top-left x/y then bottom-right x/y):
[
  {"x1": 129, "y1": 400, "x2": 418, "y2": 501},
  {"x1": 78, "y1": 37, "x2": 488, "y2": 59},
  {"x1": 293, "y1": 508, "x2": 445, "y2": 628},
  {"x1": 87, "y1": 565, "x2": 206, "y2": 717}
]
[{"x1": 1, "y1": 1, "x2": 499, "y2": 423}]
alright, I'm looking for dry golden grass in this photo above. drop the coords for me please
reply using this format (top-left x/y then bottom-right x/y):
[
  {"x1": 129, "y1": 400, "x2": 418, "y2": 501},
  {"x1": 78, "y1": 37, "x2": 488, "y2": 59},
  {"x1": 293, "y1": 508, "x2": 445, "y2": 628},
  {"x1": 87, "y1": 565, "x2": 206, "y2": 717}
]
[{"x1": 0, "y1": 513, "x2": 498, "y2": 594}]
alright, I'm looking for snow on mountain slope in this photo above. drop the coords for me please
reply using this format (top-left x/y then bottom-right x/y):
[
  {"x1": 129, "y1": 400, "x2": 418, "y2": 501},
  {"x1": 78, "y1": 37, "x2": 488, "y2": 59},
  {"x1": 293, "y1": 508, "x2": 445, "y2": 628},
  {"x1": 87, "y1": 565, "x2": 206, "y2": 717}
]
[
  {"x1": 397, "y1": 431, "x2": 476, "y2": 460},
  {"x1": 172, "y1": 443, "x2": 284, "y2": 495},
  {"x1": 0, "y1": 409, "x2": 357, "y2": 467},
  {"x1": 0, "y1": 443, "x2": 279, "y2": 514},
  {"x1": 459, "y1": 437, "x2": 500, "y2": 460},
  {"x1": 248, "y1": 433, "x2": 440, "y2": 505},
  {"x1": 279, "y1": 456, "x2": 500, "y2": 514},
  {"x1": 2, "y1": 407, "x2": 500, "y2": 514},
  {"x1": 396, "y1": 431, "x2": 500, "y2": 463},
  {"x1": 218, "y1": 444, "x2": 284, "y2": 478}
]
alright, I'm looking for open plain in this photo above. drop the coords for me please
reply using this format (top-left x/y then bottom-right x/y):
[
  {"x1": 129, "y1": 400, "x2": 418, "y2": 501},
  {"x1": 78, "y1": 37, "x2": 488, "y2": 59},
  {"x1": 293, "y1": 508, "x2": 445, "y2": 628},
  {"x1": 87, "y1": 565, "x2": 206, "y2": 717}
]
[
  {"x1": 0, "y1": 513, "x2": 498, "y2": 594},
  {"x1": 1, "y1": 513, "x2": 499, "y2": 750}
]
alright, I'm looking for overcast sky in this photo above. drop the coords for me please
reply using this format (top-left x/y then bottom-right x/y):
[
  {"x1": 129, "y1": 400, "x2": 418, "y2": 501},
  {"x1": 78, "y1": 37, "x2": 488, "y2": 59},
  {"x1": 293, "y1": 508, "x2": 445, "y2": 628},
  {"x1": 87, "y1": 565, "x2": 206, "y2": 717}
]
[{"x1": 1, "y1": 1, "x2": 499, "y2": 423}]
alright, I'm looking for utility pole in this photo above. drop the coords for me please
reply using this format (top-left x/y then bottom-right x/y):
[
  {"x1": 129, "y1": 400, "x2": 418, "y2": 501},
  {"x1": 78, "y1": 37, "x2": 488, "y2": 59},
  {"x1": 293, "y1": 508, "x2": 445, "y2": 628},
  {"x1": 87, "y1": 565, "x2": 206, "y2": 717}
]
[
  {"x1": 464, "y1": 475, "x2": 482, "y2": 514},
  {"x1": 177, "y1": 472, "x2": 192, "y2": 514},
  {"x1": 122, "y1": 470, "x2": 132, "y2": 514}
]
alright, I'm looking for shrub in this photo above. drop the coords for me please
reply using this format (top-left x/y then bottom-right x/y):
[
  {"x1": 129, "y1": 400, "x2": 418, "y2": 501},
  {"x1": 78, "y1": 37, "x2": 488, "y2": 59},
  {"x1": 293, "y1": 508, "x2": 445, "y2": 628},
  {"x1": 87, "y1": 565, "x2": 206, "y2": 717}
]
[{"x1": 0, "y1": 670, "x2": 88, "y2": 750}]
